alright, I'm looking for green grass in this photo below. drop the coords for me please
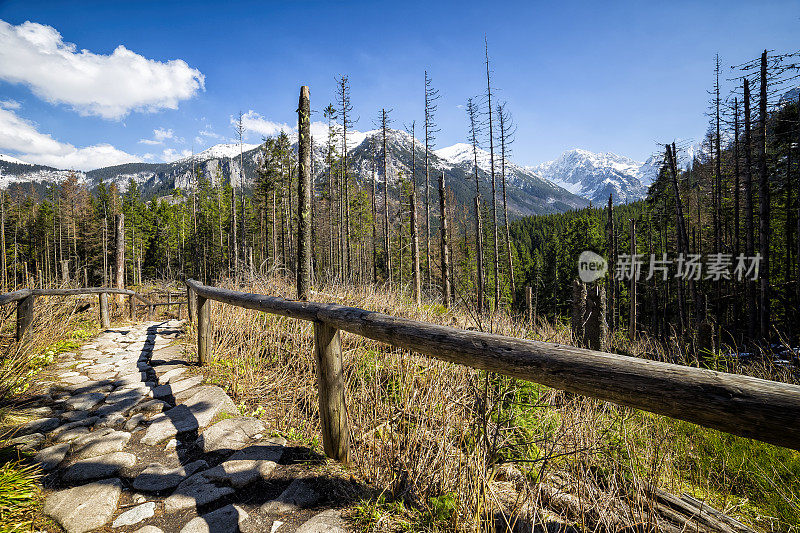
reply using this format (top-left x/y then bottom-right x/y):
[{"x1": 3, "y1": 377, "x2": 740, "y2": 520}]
[
  {"x1": 0, "y1": 447, "x2": 41, "y2": 532},
  {"x1": 670, "y1": 420, "x2": 800, "y2": 529}
]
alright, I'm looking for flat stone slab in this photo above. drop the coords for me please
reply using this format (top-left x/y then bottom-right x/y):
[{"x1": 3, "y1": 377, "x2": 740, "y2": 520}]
[
  {"x1": 44, "y1": 478, "x2": 122, "y2": 533},
  {"x1": 140, "y1": 405, "x2": 199, "y2": 445},
  {"x1": 296, "y1": 510, "x2": 348, "y2": 533},
  {"x1": 203, "y1": 440, "x2": 285, "y2": 489},
  {"x1": 71, "y1": 429, "x2": 131, "y2": 459},
  {"x1": 9, "y1": 432, "x2": 44, "y2": 451},
  {"x1": 199, "y1": 417, "x2": 265, "y2": 453},
  {"x1": 17, "y1": 416, "x2": 60, "y2": 435},
  {"x1": 159, "y1": 367, "x2": 186, "y2": 383},
  {"x1": 34, "y1": 442, "x2": 70, "y2": 471},
  {"x1": 112, "y1": 501, "x2": 156, "y2": 527},
  {"x1": 132, "y1": 459, "x2": 208, "y2": 492},
  {"x1": 262, "y1": 479, "x2": 321, "y2": 514},
  {"x1": 65, "y1": 391, "x2": 107, "y2": 411},
  {"x1": 180, "y1": 385, "x2": 240, "y2": 427},
  {"x1": 152, "y1": 375, "x2": 203, "y2": 399},
  {"x1": 63, "y1": 451, "x2": 136, "y2": 482},
  {"x1": 164, "y1": 471, "x2": 235, "y2": 511},
  {"x1": 180, "y1": 504, "x2": 249, "y2": 533},
  {"x1": 131, "y1": 399, "x2": 170, "y2": 417}
]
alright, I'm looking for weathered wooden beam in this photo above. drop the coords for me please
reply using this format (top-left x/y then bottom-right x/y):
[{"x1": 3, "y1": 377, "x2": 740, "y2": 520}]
[
  {"x1": 33, "y1": 287, "x2": 135, "y2": 296},
  {"x1": 99, "y1": 292, "x2": 110, "y2": 329},
  {"x1": 196, "y1": 294, "x2": 211, "y2": 365},
  {"x1": 313, "y1": 320, "x2": 350, "y2": 463},
  {"x1": 15, "y1": 295, "x2": 35, "y2": 341},
  {"x1": 0, "y1": 288, "x2": 32, "y2": 306},
  {"x1": 185, "y1": 278, "x2": 800, "y2": 451}
]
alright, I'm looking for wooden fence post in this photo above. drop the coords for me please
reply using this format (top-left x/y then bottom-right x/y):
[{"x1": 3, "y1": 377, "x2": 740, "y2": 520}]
[
  {"x1": 313, "y1": 321, "x2": 350, "y2": 463},
  {"x1": 128, "y1": 295, "x2": 135, "y2": 320},
  {"x1": 16, "y1": 295, "x2": 35, "y2": 341},
  {"x1": 99, "y1": 292, "x2": 110, "y2": 329},
  {"x1": 197, "y1": 294, "x2": 211, "y2": 365},
  {"x1": 187, "y1": 286, "x2": 196, "y2": 324}
]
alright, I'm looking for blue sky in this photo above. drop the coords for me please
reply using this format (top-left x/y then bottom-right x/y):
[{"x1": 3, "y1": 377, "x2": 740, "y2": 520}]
[{"x1": 0, "y1": 0, "x2": 798, "y2": 170}]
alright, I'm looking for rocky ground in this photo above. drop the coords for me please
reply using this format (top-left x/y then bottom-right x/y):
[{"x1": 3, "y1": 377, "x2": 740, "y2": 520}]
[{"x1": 4, "y1": 320, "x2": 359, "y2": 533}]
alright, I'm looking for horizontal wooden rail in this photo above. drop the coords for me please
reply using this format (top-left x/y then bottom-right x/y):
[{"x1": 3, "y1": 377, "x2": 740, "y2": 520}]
[
  {"x1": 186, "y1": 279, "x2": 800, "y2": 455},
  {"x1": 1, "y1": 286, "x2": 154, "y2": 341}
]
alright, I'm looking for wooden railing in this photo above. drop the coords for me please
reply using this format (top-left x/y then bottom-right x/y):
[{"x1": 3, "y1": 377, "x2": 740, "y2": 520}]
[
  {"x1": 185, "y1": 278, "x2": 800, "y2": 462},
  {"x1": 1, "y1": 287, "x2": 154, "y2": 341}
]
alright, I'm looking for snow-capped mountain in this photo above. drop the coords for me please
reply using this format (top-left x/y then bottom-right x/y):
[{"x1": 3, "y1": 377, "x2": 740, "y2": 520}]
[
  {"x1": 181, "y1": 143, "x2": 260, "y2": 162},
  {"x1": 0, "y1": 154, "x2": 31, "y2": 166},
  {"x1": 531, "y1": 149, "x2": 660, "y2": 204}
]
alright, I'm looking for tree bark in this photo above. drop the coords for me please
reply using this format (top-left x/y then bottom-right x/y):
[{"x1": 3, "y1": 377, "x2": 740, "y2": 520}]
[
  {"x1": 313, "y1": 321, "x2": 350, "y2": 463},
  {"x1": 297, "y1": 86, "x2": 312, "y2": 301},
  {"x1": 439, "y1": 171, "x2": 450, "y2": 307},
  {"x1": 410, "y1": 132, "x2": 421, "y2": 306},
  {"x1": 744, "y1": 78, "x2": 757, "y2": 341},
  {"x1": 114, "y1": 214, "x2": 125, "y2": 305},
  {"x1": 757, "y1": 50, "x2": 770, "y2": 339}
]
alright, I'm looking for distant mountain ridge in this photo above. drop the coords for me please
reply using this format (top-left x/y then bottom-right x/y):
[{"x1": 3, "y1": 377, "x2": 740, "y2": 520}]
[
  {"x1": 530, "y1": 149, "x2": 660, "y2": 204},
  {"x1": 0, "y1": 129, "x2": 590, "y2": 217}
]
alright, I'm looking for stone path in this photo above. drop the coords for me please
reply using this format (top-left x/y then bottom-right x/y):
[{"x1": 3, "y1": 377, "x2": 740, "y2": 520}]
[{"x1": 6, "y1": 320, "x2": 352, "y2": 533}]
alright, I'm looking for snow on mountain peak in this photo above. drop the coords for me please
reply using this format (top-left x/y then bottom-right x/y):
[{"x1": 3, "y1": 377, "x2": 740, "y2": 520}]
[
  {"x1": 0, "y1": 154, "x2": 32, "y2": 166},
  {"x1": 185, "y1": 143, "x2": 260, "y2": 162}
]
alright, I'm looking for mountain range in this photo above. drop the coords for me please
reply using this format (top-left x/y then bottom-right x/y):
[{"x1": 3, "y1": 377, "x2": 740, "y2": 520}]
[{"x1": 0, "y1": 130, "x2": 660, "y2": 215}]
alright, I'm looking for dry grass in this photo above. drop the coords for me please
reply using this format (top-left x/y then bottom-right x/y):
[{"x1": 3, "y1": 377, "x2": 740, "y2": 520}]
[{"x1": 179, "y1": 276, "x2": 795, "y2": 531}]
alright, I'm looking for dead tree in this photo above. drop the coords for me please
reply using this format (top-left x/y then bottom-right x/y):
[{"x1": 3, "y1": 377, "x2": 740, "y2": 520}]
[
  {"x1": 497, "y1": 102, "x2": 516, "y2": 301},
  {"x1": 467, "y1": 97, "x2": 485, "y2": 314},
  {"x1": 407, "y1": 122, "x2": 421, "y2": 306},
  {"x1": 297, "y1": 86, "x2": 312, "y2": 301},
  {"x1": 485, "y1": 38, "x2": 500, "y2": 311},
  {"x1": 336, "y1": 76, "x2": 355, "y2": 280},
  {"x1": 424, "y1": 71, "x2": 440, "y2": 292},
  {"x1": 439, "y1": 170, "x2": 451, "y2": 307},
  {"x1": 757, "y1": 50, "x2": 770, "y2": 338},
  {"x1": 743, "y1": 78, "x2": 757, "y2": 340},
  {"x1": 381, "y1": 108, "x2": 392, "y2": 286},
  {"x1": 114, "y1": 214, "x2": 125, "y2": 304}
]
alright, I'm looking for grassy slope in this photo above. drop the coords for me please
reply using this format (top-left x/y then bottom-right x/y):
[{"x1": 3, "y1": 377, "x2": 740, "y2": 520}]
[{"x1": 189, "y1": 275, "x2": 799, "y2": 532}]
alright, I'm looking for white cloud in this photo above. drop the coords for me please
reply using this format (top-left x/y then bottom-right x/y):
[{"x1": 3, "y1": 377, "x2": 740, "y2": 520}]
[
  {"x1": 162, "y1": 148, "x2": 192, "y2": 162},
  {"x1": 199, "y1": 126, "x2": 223, "y2": 140},
  {"x1": 139, "y1": 127, "x2": 176, "y2": 145},
  {"x1": 0, "y1": 106, "x2": 140, "y2": 170},
  {"x1": 0, "y1": 20, "x2": 205, "y2": 119},
  {"x1": 0, "y1": 99, "x2": 21, "y2": 110},
  {"x1": 237, "y1": 111, "x2": 292, "y2": 139},
  {"x1": 154, "y1": 127, "x2": 174, "y2": 141}
]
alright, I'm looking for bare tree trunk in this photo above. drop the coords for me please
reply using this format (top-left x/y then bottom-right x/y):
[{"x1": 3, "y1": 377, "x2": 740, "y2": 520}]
[
  {"x1": 1, "y1": 192, "x2": 6, "y2": 292},
  {"x1": 666, "y1": 145, "x2": 689, "y2": 332},
  {"x1": 382, "y1": 109, "x2": 391, "y2": 286},
  {"x1": 439, "y1": 170, "x2": 450, "y2": 307},
  {"x1": 485, "y1": 39, "x2": 500, "y2": 312},
  {"x1": 757, "y1": 50, "x2": 770, "y2": 339},
  {"x1": 629, "y1": 219, "x2": 637, "y2": 340},
  {"x1": 114, "y1": 214, "x2": 125, "y2": 305},
  {"x1": 606, "y1": 195, "x2": 617, "y2": 330},
  {"x1": 744, "y1": 78, "x2": 757, "y2": 341},
  {"x1": 733, "y1": 98, "x2": 741, "y2": 328},
  {"x1": 409, "y1": 126, "x2": 421, "y2": 306},
  {"x1": 297, "y1": 86, "x2": 312, "y2": 301},
  {"x1": 371, "y1": 143, "x2": 378, "y2": 284}
]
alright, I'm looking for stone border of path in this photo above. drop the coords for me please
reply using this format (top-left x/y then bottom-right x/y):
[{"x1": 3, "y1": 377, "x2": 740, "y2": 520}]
[{"x1": 5, "y1": 320, "x2": 353, "y2": 533}]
